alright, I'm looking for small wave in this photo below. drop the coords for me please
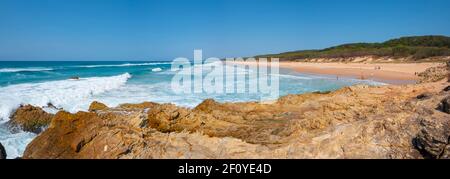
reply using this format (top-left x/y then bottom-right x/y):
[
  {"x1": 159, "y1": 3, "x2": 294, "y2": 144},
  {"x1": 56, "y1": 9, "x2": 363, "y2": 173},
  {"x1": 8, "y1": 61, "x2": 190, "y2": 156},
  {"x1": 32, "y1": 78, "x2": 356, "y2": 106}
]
[
  {"x1": 75, "y1": 62, "x2": 171, "y2": 68},
  {"x1": 151, "y1": 68, "x2": 163, "y2": 72},
  {"x1": 345, "y1": 78, "x2": 387, "y2": 86},
  {"x1": 0, "y1": 67, "x2": 53, "y2": 73},
  {"x1": 275, "y1": 74, "x2": 313, "y2": 80}
]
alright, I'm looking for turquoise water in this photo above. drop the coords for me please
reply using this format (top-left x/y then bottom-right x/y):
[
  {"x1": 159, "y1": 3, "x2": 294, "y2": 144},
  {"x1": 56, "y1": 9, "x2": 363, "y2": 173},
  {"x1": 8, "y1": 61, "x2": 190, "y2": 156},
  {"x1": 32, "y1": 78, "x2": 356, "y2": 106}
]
[{"x1": 0, "y1": 61, "x2": 383, "y2": 158}]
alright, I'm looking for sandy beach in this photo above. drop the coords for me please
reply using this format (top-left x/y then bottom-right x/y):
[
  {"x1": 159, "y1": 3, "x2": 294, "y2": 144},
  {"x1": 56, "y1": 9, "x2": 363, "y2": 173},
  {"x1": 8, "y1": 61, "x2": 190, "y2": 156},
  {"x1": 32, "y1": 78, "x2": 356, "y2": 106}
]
[{"x1": 230, "y1": 61, "x2": 446, "y2": 84}]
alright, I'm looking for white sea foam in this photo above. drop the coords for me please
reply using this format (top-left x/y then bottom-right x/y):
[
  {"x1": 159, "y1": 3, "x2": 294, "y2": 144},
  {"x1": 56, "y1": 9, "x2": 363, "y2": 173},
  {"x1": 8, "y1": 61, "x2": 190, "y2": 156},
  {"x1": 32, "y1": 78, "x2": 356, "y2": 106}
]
[
  {"x1": 0, "y1": 67, "x2": 53, "y2": 73},
  {"x1": 151, "y1": 68, "x2": 163, "y2": 72},
  {"x1": 0, "y1": 73, "x2": 131, "y2": 121},
  {"x1": 75, "y1": 62, "x2": 170, "y2": 68},
  {"x1": 0, "y1": 127, "x2": 35, "y2": 159},
  {"x1": 346, "y1": 78, "x2": 387, "y2": 86}
]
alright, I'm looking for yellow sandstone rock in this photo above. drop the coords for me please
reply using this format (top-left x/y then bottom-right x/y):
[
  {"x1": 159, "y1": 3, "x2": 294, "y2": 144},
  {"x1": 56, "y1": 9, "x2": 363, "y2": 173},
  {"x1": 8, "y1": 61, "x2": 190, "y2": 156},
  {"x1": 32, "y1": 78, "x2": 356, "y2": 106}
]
[{"x1": 21, "y1": 79, "x2": 450, "y2": 159}]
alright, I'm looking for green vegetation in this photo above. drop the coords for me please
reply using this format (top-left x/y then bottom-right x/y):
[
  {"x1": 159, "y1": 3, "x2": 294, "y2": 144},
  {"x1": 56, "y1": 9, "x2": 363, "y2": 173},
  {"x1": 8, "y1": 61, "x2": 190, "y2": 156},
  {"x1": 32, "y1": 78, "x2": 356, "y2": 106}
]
[{"x1": 256, "y1": 35, "x2": 450, "y2": 61}]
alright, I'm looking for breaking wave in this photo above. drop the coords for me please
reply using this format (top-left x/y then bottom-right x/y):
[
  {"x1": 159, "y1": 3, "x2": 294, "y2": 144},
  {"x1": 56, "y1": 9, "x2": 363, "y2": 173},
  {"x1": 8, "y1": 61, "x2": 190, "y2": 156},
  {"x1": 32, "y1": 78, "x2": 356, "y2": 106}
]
[
  {"x1": 75, "y1": 62, "x2": 170, "y2": 68},
  {"x1": 0, "y1": 73, "x2": 132, "y2": 121},
  {"x1": 0, "y1": 67, "x2": 53, "y2": 73}
]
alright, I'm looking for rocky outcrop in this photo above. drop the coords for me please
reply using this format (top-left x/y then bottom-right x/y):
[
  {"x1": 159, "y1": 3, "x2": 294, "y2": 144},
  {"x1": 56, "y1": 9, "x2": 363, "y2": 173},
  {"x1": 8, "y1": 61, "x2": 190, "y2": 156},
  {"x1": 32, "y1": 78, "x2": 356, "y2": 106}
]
[
  {"x1": 414, "y1": 117, "x2": 450, "y2": 159},
  {"x1": 418, "y1": 65, "x2": 448, "y2": 83},
  {"x1": 118, "y1": 102, "x2": 159, "y2": 110},
  {"x1": 22, "y1": 81, "x2": 450, "y2": 159},
  {"x1": 412, "y1": 86, "x2": 450, "y2": 159},
  {"x1": 9, "y1": 105, "x2": 54, "y2": 134},
  {"x1": 88, "y1": 101, "x2": 109, "y2": 112},
  {"x1": 0, "y1": 142, "x2": 6, "y2": 159}
]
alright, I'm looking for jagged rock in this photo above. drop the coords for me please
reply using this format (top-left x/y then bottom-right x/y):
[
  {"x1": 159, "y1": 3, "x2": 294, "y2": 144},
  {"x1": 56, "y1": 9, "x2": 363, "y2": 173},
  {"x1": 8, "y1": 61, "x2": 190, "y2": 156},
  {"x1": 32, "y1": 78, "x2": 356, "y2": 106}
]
[
  {"x1": 146, "y1": 104, "x2": 190, "y2": 132},
  {"x1": 118, "y1": 102, "x2": 159, "y2": 110},
  {"x1": 418, "y1": 66, "x2": 448, "y2": 83},
  {"x1": 193, "y1": 99, "x2": 222, "y2": 112},
  {"x1": 414, "y1": 118, "x2": 450, "y2": 159},
  {"x1": 88, "y1": 101, "x2": 108, "y2": 112},
  {"x1": 23, "y1": 111, "x2": 104, "y2": 158},
  {"x1": 9, "y1": 105, "x2": 54, "y2": 134},
  {"x1": 0, "y1": 142, "x2": 6, "y2": 159},
  {"x1": 46, "y1": 103, "x2": 62, "y2": 111},
  {"x1": 438, "y1": 96, "x2": 450, "y2": 114}
]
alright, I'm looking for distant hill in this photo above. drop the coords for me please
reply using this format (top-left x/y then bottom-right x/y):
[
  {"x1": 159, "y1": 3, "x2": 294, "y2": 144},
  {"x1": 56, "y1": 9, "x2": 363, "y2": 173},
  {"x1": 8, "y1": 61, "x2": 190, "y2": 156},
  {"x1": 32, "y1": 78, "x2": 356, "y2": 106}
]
[{"x1": 256, "y1": 35, "x2": 450, "y2": 61}]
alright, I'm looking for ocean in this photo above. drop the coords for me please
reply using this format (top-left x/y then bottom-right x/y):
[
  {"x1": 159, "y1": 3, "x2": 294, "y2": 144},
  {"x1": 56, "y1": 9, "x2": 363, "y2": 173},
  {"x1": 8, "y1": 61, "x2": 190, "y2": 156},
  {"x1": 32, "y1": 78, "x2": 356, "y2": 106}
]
[{"x1": 0, "y1": 61, "x2": 384, "y2": 158}]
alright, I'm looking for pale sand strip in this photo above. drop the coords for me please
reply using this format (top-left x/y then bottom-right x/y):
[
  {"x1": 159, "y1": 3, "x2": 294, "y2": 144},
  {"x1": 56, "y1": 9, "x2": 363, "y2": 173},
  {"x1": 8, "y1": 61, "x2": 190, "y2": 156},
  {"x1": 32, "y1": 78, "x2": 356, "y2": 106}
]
[{"x1": 229, "y1": 61, "x2": 445, "y2": 84}]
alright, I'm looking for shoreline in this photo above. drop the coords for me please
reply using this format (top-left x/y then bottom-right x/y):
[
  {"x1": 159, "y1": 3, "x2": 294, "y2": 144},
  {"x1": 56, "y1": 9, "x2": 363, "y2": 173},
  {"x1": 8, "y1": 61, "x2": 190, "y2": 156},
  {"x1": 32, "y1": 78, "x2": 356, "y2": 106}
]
[{"x1": 229, "y1": 61, "x2": 445, "y2": 85}]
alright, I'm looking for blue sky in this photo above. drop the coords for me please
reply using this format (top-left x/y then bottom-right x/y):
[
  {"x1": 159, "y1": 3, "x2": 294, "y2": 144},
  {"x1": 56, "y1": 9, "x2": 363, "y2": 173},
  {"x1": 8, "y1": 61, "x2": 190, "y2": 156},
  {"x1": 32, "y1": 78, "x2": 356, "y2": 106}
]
[{"x1": 0, "y1": 0, "x2": 450, "y2": 61}]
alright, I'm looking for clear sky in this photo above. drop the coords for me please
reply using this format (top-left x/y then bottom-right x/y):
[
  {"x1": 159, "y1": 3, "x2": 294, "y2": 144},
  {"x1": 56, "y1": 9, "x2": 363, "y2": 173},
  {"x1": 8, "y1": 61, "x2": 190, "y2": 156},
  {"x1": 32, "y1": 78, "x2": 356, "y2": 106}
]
[{"x1": 1, "y1": 0, "x2": 450, "y2": 61}]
